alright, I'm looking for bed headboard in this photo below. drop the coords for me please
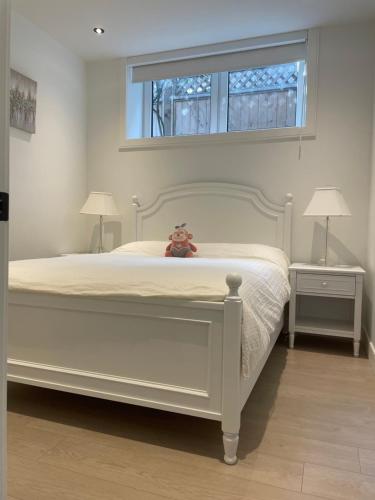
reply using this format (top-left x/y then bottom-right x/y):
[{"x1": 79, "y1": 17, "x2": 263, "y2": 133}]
[{"x1": 131, "y1": 182, "x2": 293, "y2": 259}]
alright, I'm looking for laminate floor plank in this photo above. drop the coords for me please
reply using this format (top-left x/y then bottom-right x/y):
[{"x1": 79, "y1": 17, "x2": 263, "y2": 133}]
[
  {"x1": 271, "y1": 394, "x2": 375, "y2": 430},
  {"x1": 245, "y1": 412, "x2": 375, "y2": 450},
  {"x1": 359, "y1": 448, "x2": 375, "y2": 476},
  {"x1": 238, "y1": 452, "x2": 304, "y2": 492},
  {"x1": 272, "y1": 371, "x2": 375, "y2": 402},
  {"x1": 8, "y1": 454, "x2": 171, "y2": 500},
  {"x1": 8, "y1": 421, "x2": 65, "y2": 461},
  {"x1": 302, "y1": 463, "x2": 375, "y2": 500},
  {"x1": 240, "y1": 426, "x2": 360, "y2": 473}
]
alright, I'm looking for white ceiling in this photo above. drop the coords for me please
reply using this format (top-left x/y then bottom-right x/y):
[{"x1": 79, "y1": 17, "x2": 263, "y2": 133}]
[{"x1": 12, "y1": 0, "x2": 375, "y2": 61}]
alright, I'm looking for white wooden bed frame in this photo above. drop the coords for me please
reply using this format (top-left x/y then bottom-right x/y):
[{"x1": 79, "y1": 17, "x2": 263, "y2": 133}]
[{"x1": 8, "y1": 182, "x2": 293, "y2": 465}]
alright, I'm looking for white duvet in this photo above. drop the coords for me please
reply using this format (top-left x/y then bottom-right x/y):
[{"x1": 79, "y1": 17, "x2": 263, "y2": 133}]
[{"x1": 9, "y1": 242, "x2": 290, "y2": 377}]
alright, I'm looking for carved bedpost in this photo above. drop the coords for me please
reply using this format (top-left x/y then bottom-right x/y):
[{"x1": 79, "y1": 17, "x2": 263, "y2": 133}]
[
  {"x1": 222, "y1": 273, "x2": 243, "y2": 465},
  {"x1": 131, "y1": 195, "x2": 140, "y2": 242},
  {"x1": 284, "y1": 193, "x2": 293, "y2": 261}
]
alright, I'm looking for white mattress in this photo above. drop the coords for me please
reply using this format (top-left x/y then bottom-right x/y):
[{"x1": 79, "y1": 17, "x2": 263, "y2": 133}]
[{"x1": 9, "y1": 244, "x2": 290, "y2": 377}]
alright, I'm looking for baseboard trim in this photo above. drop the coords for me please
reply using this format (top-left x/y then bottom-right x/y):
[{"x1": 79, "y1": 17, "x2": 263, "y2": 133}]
[
  {"x1": 368, "y1": 341, "x2": 375, "y2": 368},
  {"x1": 363, "y1": 327, "x2": 375, "y2": 370}
]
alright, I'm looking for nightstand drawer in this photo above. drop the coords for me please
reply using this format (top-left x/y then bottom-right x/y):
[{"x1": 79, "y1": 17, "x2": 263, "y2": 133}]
[{"x1": 296, "y1": 273, "x2": 356, "y2": 296}]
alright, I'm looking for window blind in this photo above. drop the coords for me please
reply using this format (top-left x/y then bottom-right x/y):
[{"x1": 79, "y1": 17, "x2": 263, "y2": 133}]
[{"x1": 129, "y1": 30, "x2": 308, "y2": 83}]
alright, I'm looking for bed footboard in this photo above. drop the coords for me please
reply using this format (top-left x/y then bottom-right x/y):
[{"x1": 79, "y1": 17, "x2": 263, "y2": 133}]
[
  {"x1": 8, "y1": 274, "x2": 254, "y2": 466},
  {"x1": 8, "y1": 293, "x2": 228, "y2": 420}
]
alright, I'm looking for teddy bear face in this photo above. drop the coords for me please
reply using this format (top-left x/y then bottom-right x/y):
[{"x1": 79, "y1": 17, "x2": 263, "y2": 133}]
[{"x1": 170, "y1": 227, "x2": 192, "y2": 242}]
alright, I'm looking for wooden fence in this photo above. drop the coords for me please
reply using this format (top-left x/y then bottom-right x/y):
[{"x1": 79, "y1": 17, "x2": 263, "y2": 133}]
[
  {"x1": 174, "y1": 98, "x2": 210, "y2": 136},
  {"x1": 153, "y1": 88, "x2": 297, "y2": 136},
  {"x1": 228, "y1": 89, "x2": 297, "y2": 131}
]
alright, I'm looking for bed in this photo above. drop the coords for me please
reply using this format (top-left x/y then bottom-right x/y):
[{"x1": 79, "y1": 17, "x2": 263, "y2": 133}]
[{"x1": 7, "y1": 182, "x2": 293, "y2": 465}]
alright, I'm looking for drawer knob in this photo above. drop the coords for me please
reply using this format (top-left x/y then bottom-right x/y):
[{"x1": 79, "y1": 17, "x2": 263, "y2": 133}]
[{"x1": 321, "y1": 281, "x2": 328, "y2": 287}]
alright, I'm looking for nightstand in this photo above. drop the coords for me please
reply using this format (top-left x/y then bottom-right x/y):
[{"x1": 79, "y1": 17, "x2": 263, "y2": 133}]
[{"x1": 288, "y1": 263, "x2": 365, "y2": 356}]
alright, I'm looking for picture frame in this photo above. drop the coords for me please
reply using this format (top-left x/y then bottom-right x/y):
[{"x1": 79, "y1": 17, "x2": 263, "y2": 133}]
[{"x1": 10, "y1": 69, "x2": 37, "y2": 134}]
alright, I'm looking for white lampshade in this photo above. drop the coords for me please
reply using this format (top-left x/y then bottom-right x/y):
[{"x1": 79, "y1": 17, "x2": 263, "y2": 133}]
[
  {"x1": 80, "y1": 192, "x2": 119, "y2": 216},
  {"x1": 303, "y1": 187, "x2": 351, "y2": 217}
]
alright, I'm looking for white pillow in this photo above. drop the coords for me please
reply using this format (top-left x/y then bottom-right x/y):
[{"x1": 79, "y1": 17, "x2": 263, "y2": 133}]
[
  {"x1": 196, "y1": 243, "x2": 290, "y2": 275},
  {"x1": 196, "y1": 242, "x2": 278, "y2": 258}
]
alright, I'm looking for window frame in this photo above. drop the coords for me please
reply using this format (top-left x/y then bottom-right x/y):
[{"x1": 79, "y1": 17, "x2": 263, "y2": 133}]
[{"x1": 120, "y1": 29, "x2": 319, "y2": 152}]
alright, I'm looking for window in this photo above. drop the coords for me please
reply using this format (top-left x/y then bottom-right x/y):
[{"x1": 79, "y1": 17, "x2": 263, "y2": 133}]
[
  {"x1": 142, "y1": 62, "x2": 305, "y2": 137},
  {"x1": 228, "y1": 62, "x2": 305, "y2": 131},
  {"x1": 152, "y1": 75, "x2": 212, "y2": 137},
  {"x1": 124, "y1": 29, "x2": 318, "y2": 147}
]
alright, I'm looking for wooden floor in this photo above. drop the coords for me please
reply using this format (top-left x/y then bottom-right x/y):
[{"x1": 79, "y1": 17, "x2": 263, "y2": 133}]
[{"x1": 7, "y1": 334, "x2": 375, "y2": 500}]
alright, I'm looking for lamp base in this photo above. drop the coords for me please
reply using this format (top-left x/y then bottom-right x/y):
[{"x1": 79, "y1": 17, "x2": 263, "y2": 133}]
[
  {"x1": 322, "y1": 216, "x2": 329, "y2": 267},
  {"x1": 98, "y1": 215, "x2": 104, "y2": 253}
]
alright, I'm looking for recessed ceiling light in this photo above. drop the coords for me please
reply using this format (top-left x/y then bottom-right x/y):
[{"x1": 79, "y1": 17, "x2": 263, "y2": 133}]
[{"x1": 93, "y1": 27, "x2": 105, "y2": 35}]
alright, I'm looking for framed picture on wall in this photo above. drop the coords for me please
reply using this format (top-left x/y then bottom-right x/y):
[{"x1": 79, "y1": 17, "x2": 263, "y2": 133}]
[{"x1": 10, "y1": 69, "x2": 37, "y2": 134}]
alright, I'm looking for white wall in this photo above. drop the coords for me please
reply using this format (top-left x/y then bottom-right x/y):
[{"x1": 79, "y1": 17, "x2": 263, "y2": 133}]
[
  {"x1": 87, "y1": 23, "x2": 375, "y2": 263},
  {"x1": 9, "y1": 12, "x2": 87, "y2": 260}
]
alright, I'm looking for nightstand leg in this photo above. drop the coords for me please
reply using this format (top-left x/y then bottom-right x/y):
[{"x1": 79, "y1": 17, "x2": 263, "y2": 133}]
[
  {"x1": 353, "y1": 340, "x2": 360, "y2": 357},
  {"x1": 289, "y1": 332, "x2": 295, "y2": 349},
  {"x1": 288, "y1": 271, "x2": 297, "y2": 350},
  {"x1": 353, "y1": 275, "x2": 363, "y2": 358}
]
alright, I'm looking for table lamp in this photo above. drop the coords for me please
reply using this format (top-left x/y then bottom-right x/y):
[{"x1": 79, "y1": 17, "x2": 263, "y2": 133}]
[
  {"x1": 80, "y1": 192, "x2": 119, "y2": 253},
  {"x1": 303, "y1": 187, "x2": 351, "y2": 266}
]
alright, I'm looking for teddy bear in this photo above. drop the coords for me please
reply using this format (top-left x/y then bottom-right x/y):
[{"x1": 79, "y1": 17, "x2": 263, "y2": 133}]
[{"x1": 165, "y1": 223, "x2": 197, "y2": 258}]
